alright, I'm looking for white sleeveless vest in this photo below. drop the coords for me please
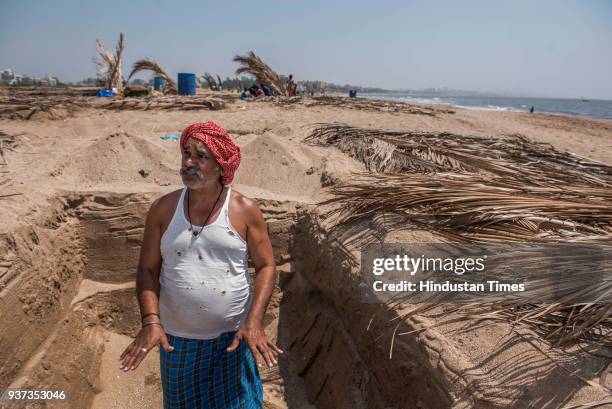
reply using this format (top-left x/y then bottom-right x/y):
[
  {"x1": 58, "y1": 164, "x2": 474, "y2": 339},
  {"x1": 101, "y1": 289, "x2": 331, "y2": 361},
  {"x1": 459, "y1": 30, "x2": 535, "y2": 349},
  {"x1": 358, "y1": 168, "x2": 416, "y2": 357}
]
[{"x1": 159, "y1": 186, "x2": 252, "y2": 339}]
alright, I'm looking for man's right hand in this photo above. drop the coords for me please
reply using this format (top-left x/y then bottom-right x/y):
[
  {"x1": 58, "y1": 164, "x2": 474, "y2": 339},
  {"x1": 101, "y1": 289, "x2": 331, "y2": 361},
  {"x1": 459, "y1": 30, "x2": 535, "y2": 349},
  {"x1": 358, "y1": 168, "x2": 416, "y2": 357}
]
[{"x1": 119, "y1": 324, "x2": 174, "y2": 372}]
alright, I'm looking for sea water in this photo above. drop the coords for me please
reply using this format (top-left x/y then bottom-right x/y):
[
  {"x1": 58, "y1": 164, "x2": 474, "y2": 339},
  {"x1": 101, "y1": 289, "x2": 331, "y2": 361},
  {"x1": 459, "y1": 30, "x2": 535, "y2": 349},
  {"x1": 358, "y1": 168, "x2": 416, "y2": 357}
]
[{"x1": 363, "y1": 93, "x2": 612, "y2": 120}]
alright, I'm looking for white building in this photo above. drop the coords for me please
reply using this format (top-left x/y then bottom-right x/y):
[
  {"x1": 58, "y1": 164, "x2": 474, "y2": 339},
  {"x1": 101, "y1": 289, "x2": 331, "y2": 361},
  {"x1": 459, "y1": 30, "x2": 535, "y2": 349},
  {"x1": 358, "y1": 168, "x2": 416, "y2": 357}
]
[{"x1": 1, "y1": 69, "x2": 16, "y2": 84}]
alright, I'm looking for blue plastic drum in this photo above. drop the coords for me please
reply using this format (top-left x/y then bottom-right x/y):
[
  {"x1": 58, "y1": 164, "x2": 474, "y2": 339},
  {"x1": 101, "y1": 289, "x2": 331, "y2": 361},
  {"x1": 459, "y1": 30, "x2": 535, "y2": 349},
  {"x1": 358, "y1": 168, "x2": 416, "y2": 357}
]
[{"x1": 177, "y1": 73, "x2": 196, "y2": 96}]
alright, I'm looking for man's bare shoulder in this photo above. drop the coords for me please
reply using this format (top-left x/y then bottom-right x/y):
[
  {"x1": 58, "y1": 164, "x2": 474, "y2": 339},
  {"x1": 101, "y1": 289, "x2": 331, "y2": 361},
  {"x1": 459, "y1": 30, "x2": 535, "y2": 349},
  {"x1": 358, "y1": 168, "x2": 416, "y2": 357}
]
[
  {"x1": 149, "y1": 189, "x2": 183, "y2": 220},
  {"x1": 230, "y1": 189, "x2": 261, "y2": 217}
]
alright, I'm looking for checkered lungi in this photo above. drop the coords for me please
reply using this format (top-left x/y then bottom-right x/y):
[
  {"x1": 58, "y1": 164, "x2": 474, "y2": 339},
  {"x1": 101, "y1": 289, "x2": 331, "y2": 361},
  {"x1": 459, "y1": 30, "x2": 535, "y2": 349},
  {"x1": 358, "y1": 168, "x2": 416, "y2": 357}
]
[{"x1": 160, "y1": 331, "x2": 263, "y2": 409}]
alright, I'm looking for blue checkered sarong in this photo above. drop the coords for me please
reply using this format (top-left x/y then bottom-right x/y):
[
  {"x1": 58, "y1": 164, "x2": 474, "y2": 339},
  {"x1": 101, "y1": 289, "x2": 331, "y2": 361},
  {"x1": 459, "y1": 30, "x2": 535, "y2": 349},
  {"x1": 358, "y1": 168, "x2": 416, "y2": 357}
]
[{"x1": 160, "y1": 331, "x2": 263, "y2": 408}]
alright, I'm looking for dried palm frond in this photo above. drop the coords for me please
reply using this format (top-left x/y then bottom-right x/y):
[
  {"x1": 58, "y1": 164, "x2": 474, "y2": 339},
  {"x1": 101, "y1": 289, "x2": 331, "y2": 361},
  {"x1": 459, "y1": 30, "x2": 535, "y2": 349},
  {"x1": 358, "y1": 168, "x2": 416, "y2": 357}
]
[
  {"x1": 202, "y1": 73, "x2": 217, "y2": 90},
  {"x1": 108, "y1": 32, "x2": 124, "y2": 91},
  {"x1": 0, "y1": 94, "x2": 85, "y2": 120},
  {"x1": 128, "y1": 59, "x2": 177, "y2": 94},
  {"x1": 264, "y1": 95, "x2": 454, "y2": 115},
  {"x1": 0, "y1": 130, "x2": 16, "y2": 165},
  {"x1": 95, "y1": 33, "x2": 125, "y2": 92},
  {"x1": 314, "y1": 123, "x2": 612, "y2": 347},
  {"x1": 388, "y1": 301, "x2": 611, "y2": 350},
  {"x1": 94, "y1": 95, "x2": 225, "y2": 111},
  {"x1": 324, "y1": 172, "x2": 612, "y2": 243},
  {"x1": 307, "y1": 124, "x2": 612, "y2": 190},
  {"x1": 233, "y1": 51, "x2": 286, "y2": 96}
]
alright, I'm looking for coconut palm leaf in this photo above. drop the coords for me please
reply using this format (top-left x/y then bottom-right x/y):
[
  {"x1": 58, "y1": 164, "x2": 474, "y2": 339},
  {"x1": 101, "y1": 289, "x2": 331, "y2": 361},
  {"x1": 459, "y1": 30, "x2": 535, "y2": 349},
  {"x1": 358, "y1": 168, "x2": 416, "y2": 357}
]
[
  {"x1": 108, "y1": 33, "x2": 124, "y2": 92},
  {"x1": 312, "y1": 123, "x2": 612, "y2": 347},
  {"x1": 307, "y1": 123, "x2": 612, "y2": 190},
  {"x1": 128, "y1": 59, "x2": 177, "y2": 94},
  {"x1": 324, "y1": 172, "x2": 612, "y2": 243},
  {"x1": 202, "y1": 73, "x2": 217, "y2": 90},
  {"x1": 233, "y1": 51, "x2": 286, "y2": 95},
  {"x1": 268, "y1": 96, "x2": 454, "y2": 115},
  {"x1": 95, "y1": 33, "x2": 125, "y2": 92}
]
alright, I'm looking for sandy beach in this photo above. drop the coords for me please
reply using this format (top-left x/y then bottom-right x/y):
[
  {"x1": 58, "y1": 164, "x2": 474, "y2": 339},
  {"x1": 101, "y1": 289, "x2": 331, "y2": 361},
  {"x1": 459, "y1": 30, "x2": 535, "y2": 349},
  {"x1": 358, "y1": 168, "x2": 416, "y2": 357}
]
[{"x1": 1, "y1": 91, "x2": 611, "y2": 408}]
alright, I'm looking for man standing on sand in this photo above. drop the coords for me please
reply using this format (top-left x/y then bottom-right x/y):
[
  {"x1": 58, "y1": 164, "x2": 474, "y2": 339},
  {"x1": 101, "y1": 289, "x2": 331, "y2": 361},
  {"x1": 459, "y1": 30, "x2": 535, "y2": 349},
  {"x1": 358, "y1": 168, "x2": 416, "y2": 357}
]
[
  {"x1": 119, "y1": 121, "x2": 282, "y2": 408},
  {"x1": 286, "y1": 74, "x2": 296, "y2": 96}
]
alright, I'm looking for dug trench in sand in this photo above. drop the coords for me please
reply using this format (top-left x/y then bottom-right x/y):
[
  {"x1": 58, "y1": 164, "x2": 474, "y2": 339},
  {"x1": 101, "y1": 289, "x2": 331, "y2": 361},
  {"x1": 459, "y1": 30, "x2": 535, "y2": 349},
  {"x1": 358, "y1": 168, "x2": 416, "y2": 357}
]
[{"x1": 0, "y1": 91, "x2": 611, "y2": 409}]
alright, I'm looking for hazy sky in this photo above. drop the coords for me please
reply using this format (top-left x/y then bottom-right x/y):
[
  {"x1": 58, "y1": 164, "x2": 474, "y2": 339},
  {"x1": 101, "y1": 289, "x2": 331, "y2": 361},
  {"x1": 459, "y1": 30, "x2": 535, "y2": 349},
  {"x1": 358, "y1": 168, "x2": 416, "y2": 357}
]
[{"x1": 1, "y1": 0, "x2": 611, "y2": 99}]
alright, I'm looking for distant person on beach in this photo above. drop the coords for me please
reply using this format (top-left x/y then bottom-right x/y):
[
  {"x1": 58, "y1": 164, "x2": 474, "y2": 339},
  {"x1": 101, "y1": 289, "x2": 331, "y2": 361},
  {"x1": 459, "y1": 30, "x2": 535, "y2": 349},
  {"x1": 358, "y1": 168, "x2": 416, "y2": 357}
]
[
  {"x1": 248, "y1": 85, "x2": 259, "y2": 97},
  {"x1": 240, "y1": 88, "x2": 250, "y2": 100},
  {"x1": 119, "y1": 122, "x2": 281, "y2": 408},
  {"x1": 530, "y1": 106, "x2": 535, "y2": 113},
  {"x1": 287, "y1": 74, "x2": 296, "y2": 96},
  {"x1": 262, "y1": 84, "x2": 272, "y2": 96}
]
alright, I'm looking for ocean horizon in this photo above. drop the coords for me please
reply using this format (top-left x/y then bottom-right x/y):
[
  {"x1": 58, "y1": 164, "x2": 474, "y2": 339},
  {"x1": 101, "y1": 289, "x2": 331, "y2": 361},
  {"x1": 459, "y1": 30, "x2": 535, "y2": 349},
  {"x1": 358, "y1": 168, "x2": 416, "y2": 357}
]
[{"x1": 362, "y1": 93, "x2": 612, "y2": 120}]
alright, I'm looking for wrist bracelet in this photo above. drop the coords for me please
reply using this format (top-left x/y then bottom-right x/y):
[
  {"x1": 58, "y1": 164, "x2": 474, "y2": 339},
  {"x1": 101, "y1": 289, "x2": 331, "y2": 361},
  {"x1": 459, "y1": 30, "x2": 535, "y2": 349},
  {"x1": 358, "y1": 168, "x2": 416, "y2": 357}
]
[
  {"x1": 142, "y1": 320, "x2": 162, "y2": 326},
  {"x1": 142, "y1": 321, "x2": 163, "y2": 328},
  {"x1": 141, "y1": 312, "x2": 160, "y2": 321}
]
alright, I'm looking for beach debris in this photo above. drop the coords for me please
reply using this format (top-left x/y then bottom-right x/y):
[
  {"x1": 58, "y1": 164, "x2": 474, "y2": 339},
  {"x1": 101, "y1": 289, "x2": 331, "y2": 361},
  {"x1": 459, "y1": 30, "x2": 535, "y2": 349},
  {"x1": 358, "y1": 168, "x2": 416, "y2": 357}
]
[
  {"x1": 0, "y1": 87, "x2": 98, "y2": 120},
  {"x1": 263, "y1": 95, "x2": 454, "y2": 115},
  {"x1": 96, "y1": 89, "x2": 116, "y2": 97},
  {"x1": 160, "y1": 132, "x2": 180, "y2": 141},
  {"x1": 233, "y1": 51, "x2": 287, "y2": 96},
  {"x1": 0, "y1": 130, "x2": 23, "y2": 164},
  {"x1": 94, "y1": 95, "x2": 225, "y2": 111},
  {"x1": 128, "y1": 59, "x2": 177, "y2": 94},
  {"x1": 138, "y1": 168, "x2": 150, "y2": 177},
  {"x1": 0, "y1": 88, "x2": 226, "y2": 119},
  {"x1": 0, "y1": 193, "x2": 22, "y2": 199}
]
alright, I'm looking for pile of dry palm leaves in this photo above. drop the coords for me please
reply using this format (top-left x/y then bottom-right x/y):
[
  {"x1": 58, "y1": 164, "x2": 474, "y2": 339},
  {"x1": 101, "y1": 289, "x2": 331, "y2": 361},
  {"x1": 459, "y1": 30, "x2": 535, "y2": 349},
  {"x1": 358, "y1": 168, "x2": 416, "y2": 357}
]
[
  {"x1": 0, "y1": 85, "x2": 227, "y2": 119},
  {"x1": 322, "y1": 172, "x2": 611, "y2": 243},
  {"x1": 308, "y1": 123, "x2": 612, "y2": 346},
  {"x1": 265, "y1": 95, "x2": 454, "y2": 116},
  {"x1": 307, "y1": 124, "x2": 610, "y2": 187},
  {"x1": 233, "y1": 51, "x2": 286, "y2": 96},
  {"x1": 95, "y1": 33, "x2": 125, "y2": 94},
  {"x1": 94, "y1": 95, "x2": 225, "y2": 111},
  {"x1": 0, "y1": 94, "x2": 226, "y2": 118},
  {"x1": 0, "y1": 94, "x2": 88, "y2": 120},
  {"x1": 127, "y1": 59, "x2": 177, "y2": 94}
]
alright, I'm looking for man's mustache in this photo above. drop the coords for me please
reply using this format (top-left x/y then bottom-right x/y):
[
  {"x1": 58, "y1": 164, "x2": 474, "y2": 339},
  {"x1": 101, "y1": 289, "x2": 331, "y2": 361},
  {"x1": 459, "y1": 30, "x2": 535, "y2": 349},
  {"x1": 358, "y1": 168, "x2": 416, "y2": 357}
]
[{"x1": 180, "y1": 166, "x2": 204, "y2": 180}]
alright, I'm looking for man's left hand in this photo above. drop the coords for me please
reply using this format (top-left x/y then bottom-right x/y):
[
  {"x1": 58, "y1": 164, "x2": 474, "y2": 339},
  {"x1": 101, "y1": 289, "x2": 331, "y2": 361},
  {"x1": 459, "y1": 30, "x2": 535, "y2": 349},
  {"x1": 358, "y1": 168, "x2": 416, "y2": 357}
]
[{"x1": 226, "y1": 323, "x2": 283, "y2": 367}]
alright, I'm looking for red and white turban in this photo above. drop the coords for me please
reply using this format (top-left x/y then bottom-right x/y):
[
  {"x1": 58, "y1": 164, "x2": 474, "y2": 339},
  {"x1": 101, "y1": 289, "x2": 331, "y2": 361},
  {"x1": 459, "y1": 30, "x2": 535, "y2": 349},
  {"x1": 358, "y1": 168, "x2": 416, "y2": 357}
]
[{"x1": 180, "y1": 121, "x2": 241, "y2": 185}]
